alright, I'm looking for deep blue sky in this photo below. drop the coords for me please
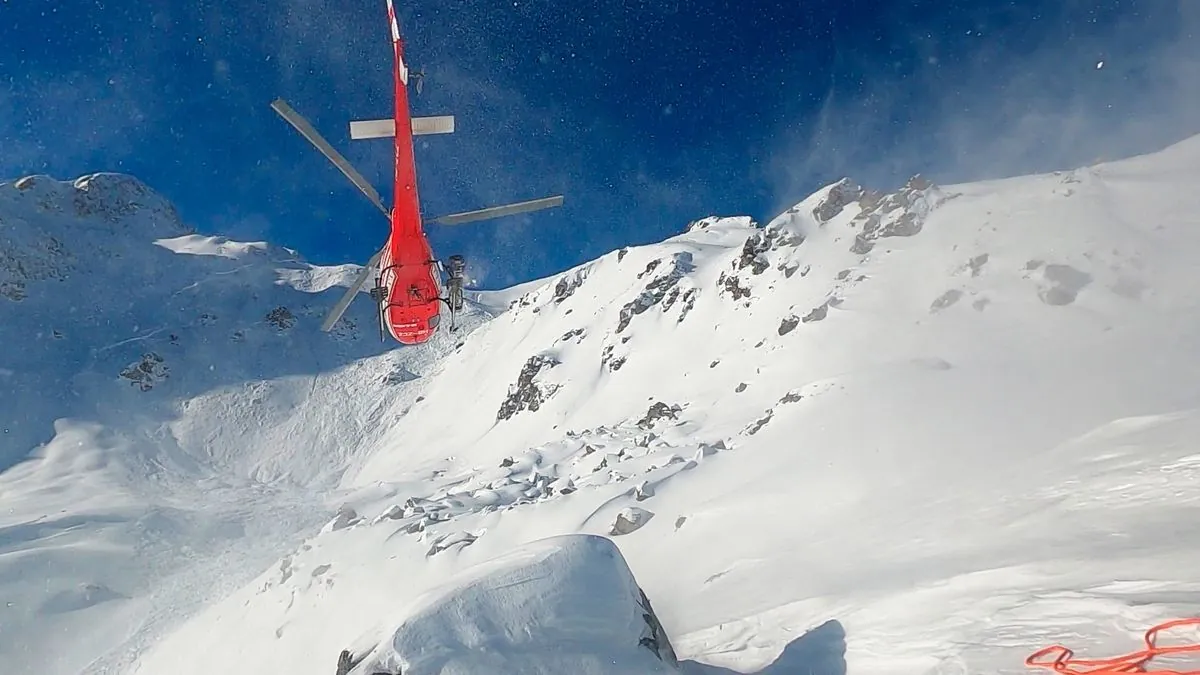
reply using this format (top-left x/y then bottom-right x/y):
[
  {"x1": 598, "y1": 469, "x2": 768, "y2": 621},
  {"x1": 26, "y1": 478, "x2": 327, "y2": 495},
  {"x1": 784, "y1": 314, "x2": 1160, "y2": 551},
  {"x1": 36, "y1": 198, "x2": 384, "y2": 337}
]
[{"x1": 2, "y1": 1, "x2": 1197, "y2": 288}]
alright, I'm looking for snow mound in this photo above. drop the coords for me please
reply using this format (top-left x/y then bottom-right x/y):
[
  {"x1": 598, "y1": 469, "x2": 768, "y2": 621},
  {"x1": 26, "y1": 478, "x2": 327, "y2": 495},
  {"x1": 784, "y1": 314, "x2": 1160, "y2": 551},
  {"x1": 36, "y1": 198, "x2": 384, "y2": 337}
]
[{"x1": 338, "y1": 534, "x2": 677, "y2": 675}]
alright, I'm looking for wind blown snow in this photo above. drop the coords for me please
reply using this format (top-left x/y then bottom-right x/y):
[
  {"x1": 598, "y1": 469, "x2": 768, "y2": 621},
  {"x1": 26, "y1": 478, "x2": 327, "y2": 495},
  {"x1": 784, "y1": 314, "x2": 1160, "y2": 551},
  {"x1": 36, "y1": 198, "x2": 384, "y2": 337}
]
[{"x1": 4, "y1": 136, "x2": 1200, "y2": 675}]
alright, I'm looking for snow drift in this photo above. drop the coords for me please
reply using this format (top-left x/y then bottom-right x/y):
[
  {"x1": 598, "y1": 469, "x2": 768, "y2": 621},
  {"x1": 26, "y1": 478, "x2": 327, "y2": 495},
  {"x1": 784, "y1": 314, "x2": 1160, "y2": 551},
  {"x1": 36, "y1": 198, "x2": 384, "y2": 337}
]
[{"x1": 337, "y1": 534, "x2": 676, "y2": 675}]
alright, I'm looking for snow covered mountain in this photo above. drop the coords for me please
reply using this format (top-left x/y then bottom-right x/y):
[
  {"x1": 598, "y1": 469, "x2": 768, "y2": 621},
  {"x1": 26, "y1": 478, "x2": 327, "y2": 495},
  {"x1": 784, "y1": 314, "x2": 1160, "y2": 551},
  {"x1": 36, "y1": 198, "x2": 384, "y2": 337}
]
[
  {"x1": 6, "y1": 134, "x2": 1200, "y2": 675},
  {"x1": 0, "y1": 173, "x2": 479, "y2": 674}
]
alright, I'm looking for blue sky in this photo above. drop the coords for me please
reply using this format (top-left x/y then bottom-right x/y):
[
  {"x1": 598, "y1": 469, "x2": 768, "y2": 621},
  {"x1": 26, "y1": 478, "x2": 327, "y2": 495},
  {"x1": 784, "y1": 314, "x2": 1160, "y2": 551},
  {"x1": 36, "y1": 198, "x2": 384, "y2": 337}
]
[{"x1": 2, "y1": 0, "x2": 1197, "y2": 288}]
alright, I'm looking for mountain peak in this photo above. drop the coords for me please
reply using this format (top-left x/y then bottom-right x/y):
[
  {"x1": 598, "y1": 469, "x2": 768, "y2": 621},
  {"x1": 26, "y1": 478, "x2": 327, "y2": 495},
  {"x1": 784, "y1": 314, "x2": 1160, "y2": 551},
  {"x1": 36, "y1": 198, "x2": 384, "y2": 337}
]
[{"x1": 5, "y1": 172, "x2": 189, "y2": 235}]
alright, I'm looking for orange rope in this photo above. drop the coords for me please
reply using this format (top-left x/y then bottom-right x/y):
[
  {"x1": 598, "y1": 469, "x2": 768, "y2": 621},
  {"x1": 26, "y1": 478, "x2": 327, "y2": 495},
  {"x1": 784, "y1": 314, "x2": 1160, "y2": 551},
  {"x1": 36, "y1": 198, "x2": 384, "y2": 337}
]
[{"x1": 1027, "y1": 619, "x2": 1200, "y2": 674}]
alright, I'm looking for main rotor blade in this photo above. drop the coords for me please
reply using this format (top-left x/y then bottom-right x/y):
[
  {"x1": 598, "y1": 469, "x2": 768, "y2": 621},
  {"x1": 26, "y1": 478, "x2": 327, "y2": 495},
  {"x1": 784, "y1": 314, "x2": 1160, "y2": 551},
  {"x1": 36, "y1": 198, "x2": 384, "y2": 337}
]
[
  {"x1": 320, "y1": 247, "x2": 385, "y2": 332},
  {"x1": 429, "y1": 195, "x2": 564, "y2": 226},
  {"x1": 270, "y1": 98, "x2": 389, "y2": 219}
]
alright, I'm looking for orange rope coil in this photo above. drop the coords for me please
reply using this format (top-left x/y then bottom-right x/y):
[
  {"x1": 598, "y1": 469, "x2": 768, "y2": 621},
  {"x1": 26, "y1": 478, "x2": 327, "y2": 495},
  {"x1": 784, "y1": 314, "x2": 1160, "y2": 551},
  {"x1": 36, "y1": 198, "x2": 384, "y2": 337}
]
[{"x1": 1027, "y1": 619, "x2": 1200, "y2": 674}]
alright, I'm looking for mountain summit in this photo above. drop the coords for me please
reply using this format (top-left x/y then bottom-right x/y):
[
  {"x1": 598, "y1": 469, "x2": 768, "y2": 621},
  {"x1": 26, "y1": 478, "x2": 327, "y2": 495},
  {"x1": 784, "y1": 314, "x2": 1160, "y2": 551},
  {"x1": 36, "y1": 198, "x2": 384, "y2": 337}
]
[{"x1": 5, "y1": 134, "x2": 1200, "y2": 675}]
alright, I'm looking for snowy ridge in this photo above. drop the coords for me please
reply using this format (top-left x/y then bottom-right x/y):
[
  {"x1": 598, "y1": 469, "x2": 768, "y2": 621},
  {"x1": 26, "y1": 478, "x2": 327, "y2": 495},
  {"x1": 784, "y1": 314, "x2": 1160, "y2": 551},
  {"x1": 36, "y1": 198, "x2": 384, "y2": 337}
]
[{"x1": 6, "y1": 134, "x2": 1200, "y2": 675}]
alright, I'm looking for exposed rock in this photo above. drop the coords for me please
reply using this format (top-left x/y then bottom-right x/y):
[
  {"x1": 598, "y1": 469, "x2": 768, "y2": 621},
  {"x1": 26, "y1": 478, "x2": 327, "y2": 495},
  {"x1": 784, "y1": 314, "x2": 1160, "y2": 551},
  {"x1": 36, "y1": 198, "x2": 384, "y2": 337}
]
[
  {"x1": 745, "y1": 409, "x2": 773, "y2": 435},
  {"x1": 738, "y1": 234, "x2": 772, "y2": 274},
  {"x1": 846, "y1": 174, "x2": 942, "y2": 253},
  {"x1": 633, "y1": 481, "x2": 655, "y2": 501},
  {"x1": 610, "y1": 507, "x2": 655, "y2": 535},
  {"x1": 778, "y1": 314, "x2": 800, "y2": 335},
  {"x1": 803, "y1": 302, "x2": 830, "y2": 323},
  {"x1": 850, "y1": 233, "x2": 875, "y2": 255},
  {"x1": 0, "y1": 280, "x2": 25, "y2": 301},
  {"x1": 617, "y1": 251, "x2": 694, "y2": 333},
  {"x1": 553, "y1": 273, "x2": 584, "y2": 304},
  {"x1": 509, "y1": 292, "x2": 536, "y2": 310},
  {"x1": 265, "y1": 306, "x2": 295, "y2": 330},
  {"x1": 677, "y1": 288, "x2": 698, "y2": 323},
  {"x1": 638, "y1": 402, "x2": 682, "y2": 428},
  {"x1": 325, "y1": 505, "x2": 363, "y2": 533},
  {"x1": 637, "y1": 259, "x2": 661, "y2": 279},
  {"x1": 1038, "y1": 263, "x2": 1092, "y2": 305},
  {"x1": 119, "y1": 352, "x2": 168, "y2": 391},
  {"x1": 735, "y1": 226, "x2": 804, "y2": 276},
  {"x1": 426, "y1": 531, "x2": 479, "y2": 557},
  {"x1": 372, "y1": 505, "x2": 406, "y2": 524},
  {"x1": 0, "y1": 229, "x2": 75, "y2": 301},
  {"x1": 497, "y1": 354, "x2": 562, "y2": 421},
  {"x1": 780, "y1": 390, "x2": 803, "y2": 404},
  {"x1": 717, "y1": 271, "x2": 751, "y2": 300},
  {"x1": 662, "y1": 286, "x2": 680, "y2": 311},
  {"x1": 930, "y1": 289, "x2": 963, "y2": 312},
  {"x1": 812, "y1": 178, "x2": 866, "y2": 223},
  {"x1": 601, "y1": 344, "x2": 627, "y2": 372},
  {"x1": 382, "y1": 366, "x2": 419, "y2": 385},
  {"x1": 559, "y1": 327, "x2": 586, "y2": 343},
  {"x1": 966, "y1": 253, "x2": 989, "y2": 276}
]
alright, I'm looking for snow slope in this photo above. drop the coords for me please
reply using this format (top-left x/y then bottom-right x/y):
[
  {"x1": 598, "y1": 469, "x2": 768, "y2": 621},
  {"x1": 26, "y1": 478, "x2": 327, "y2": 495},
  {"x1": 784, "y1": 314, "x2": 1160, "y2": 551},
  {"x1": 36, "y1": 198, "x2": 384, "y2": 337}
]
[
  {"x1": 7, "y1": 134, "x2": 1200, "y2": 675},
  {"x1": 0, "y1": 173, "x2": 491, "y2": 675}
]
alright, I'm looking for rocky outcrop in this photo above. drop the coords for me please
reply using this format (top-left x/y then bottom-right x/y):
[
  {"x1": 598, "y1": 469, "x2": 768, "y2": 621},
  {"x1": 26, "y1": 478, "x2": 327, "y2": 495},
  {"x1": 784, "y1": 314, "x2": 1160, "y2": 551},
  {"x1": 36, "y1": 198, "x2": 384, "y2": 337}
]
[
  {"x1": 803, "y1": 301, "x2": 831, "y2": 323},
  {"x1": 778, "y1": 314, "x2": 800, "y2": 335},
  {"x1": 601, "y1": 344, "x2": 628, "y2": 372},
  {"x1": 638, "y1": 402, "x2": 682, "y2": 428},
  {"x1": 617, "y1": 252, "x2": 695, "y2": 333},
  {"x1": 265, "y1": 306, "x2": 296, "y2": 330},
  {"x1": 497, "y1": 354, "x2": 562, "y2": 420},
  {"x1": 0, "y1": 231, "x2": 75, "y2": 302},
  {"x1": 119, "y1": 352, "x2": 169, "y2": 391},
  {"x1": 849, "y1": 175, "x2": 941, "y2": 254},
  {"x1": 554, "y1": 271, "x2": 585, "y2": 304},
  {"x1": 717, "y1": 271, "x2": 752, "y2": 300},
  {"x1": 812, "y1": 178, "x2": 866, "y2": 223},
  {"x1": 610, "y1": 507, "x2": 655, "y2": 535}
]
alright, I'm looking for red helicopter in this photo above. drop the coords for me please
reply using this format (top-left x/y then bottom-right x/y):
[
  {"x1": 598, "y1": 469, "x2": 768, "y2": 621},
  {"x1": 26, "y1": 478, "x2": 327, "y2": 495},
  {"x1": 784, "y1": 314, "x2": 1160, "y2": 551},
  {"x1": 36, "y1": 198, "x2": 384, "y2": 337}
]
[{"x1": 270, "y1": 0, "x2": 562, "y2": 344}]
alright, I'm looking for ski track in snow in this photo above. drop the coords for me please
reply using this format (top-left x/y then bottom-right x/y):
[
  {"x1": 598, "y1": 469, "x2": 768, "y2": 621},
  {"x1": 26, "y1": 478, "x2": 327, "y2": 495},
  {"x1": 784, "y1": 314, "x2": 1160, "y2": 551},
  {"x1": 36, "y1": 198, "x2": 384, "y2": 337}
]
[{"x1": 5, "y1": 137, "x2": 1200, "y2": 674}]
